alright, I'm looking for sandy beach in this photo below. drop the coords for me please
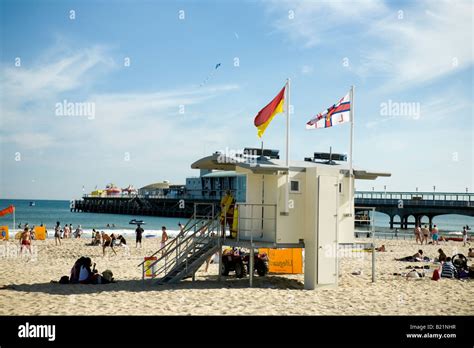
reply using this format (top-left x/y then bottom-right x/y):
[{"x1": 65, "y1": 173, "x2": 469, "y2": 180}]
[{"x1": 0, "y1": 237, "x2": 472, "y2": 316}]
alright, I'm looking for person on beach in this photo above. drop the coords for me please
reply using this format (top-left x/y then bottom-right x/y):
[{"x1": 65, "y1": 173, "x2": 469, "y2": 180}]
[
  {"x1": 414, "y1": 225, "x2": 422, "y2": 244},
  {"x1": 468, "y1": 248, "x2": 474, "y2": 258},
  {"x1": 462, "y1": 226, "x2": 470, "y2": 247},
  {"x1": 431, "y1": 225, "x2": 439, "y2": 245},
  {"x1": 30, "y1": 226, "x2": 36, "y2": 241},
  {"x1": 440, "y1": 257, "x2": 456, "y2": 278},
  {"x1": 117, "y1": 234, "x2": 127, "y2": 247},
  {"x1": 19, "y1": 227, "x2": 32, "y2": 255},
  {"x1": 220, "y1": 190, "x2": 235, "y2": 238},
  {"x1": 421, "y1": 225, "x2": 430, "y2": 244},
  {"x1": 54, "y1": 221, "x2": 61, "y2": 246},
  {"x1": 101, "y1": 231, "x2": 117, "y2": 256},
  {"x1": 135, "y1": 224, "x2": 144, "y2": 248},
  {"x1": 178, "y1": 222, "x2": 184, "y2": 235},
  {"x1": 437, "y1": 249, "x2": 447, "y2": 263},
  {"x1": 74, "y1": 225, "x2": 83, "y2": 238},
  {"x1": 160, "y1": 226, "x2": 169, "y2": 255},
  {"x1": 63, "y1": 224, "x2": 70, "y2": 239},
  {"x1": 396, "y1": 250, "x2": 423, "y2": 262},
  {"x1": 78, "y1": 258, "x2": 94, "y2": 283}
]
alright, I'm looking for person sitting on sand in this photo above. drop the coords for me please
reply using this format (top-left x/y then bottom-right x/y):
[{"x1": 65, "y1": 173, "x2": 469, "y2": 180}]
[
  {"x1": 376, "y1": 245, "x2": 386, "y2": 252},
  {"x1": 396, "y1": 250, "x2": 424, "y2": 262},
  {"x1": 440, "y1": 257, "x2": 456, "y2": 278},
  {"x1": 437, "y1": 249, "x2": 447, "y2": 262},
  {"x1": 468, "y1": 248, "x2": 474, "y2": 258},
  {"x1": 78, "y1": 257, "x2": 96, "y2": 284},
  {"x1": 19, "y1": 227, "x2": 32, "y2": 255},
  {"x1": 101, "y1": 232, "x2": 117, "y2": 256}
]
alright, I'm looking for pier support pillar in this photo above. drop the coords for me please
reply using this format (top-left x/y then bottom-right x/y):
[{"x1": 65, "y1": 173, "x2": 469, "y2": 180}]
[
  {"x1": 389, "y1": 215, "x2": 394, "y2": 229},
  {"x1": 429, "y1": 216, "x2": 433, "y2": 231}
]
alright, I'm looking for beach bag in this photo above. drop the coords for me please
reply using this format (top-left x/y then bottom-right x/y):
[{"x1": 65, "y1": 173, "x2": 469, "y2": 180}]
[
  {"x1": 432, "y1": 269, "x2": 440, "y2": 281},
  {"x1": 59, "y1": 275, "x2": 70, "y2": 284}
]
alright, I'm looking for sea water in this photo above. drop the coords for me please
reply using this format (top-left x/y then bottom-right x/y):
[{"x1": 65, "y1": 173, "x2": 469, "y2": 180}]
[
  {"x1": 0, "y1": 199, "x2": 184, "y2": 238},
  {"x1": 1, "y1": 199, "x2": 472, "y2": 238}
]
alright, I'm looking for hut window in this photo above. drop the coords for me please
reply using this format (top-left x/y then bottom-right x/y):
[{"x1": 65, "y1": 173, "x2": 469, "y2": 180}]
[
  {"x1": 339, "y1": 182, "x2": 343, "y2": 194},
  {"x1": 290, "y1": 180, "x2": 300, "y2": 193}
]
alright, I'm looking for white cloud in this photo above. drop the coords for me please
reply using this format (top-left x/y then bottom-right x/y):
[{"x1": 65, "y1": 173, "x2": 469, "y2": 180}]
[
  {"x1": 265, "y1": 0, "x2": 474, "y2": 90},
  {"x1": 301, "y1": 65, "x2": 314, "y2": 75}
]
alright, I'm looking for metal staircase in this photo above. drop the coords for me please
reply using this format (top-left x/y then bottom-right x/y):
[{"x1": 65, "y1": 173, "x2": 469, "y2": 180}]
[{"x1": 138, "y1": 203, "x2": 221, "y2": 284}]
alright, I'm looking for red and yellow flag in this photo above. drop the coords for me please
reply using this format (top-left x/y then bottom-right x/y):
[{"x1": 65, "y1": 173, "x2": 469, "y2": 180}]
[
  {"x1": 0, "y1": 205, "x2": 14, "y2": 217},
  {"x1": 253, "y1": 86, "x2": 286, "y2": 138}
]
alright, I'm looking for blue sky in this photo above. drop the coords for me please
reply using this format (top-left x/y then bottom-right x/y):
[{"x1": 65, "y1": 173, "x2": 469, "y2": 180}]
[{"x1": 0, "y1": 0, "x2": 472, "y2": 199}]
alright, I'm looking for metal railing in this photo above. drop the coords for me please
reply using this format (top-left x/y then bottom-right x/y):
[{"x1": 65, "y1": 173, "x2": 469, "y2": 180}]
[
  {"x1": 354, "y1": 206, "x2": 375, "y2": 238},
  {"x1": 137, "y1": 202, "x2": 220, "y2": 282},
  {"x1": 355, "y1": 198, "x2": 472, "y2": 208},
  {"x1": 355, "y1": 191, "x2": 474, "y2": 202},
  {"x1": 236, "y1": 203, "x2": 277, "y2": 243}
]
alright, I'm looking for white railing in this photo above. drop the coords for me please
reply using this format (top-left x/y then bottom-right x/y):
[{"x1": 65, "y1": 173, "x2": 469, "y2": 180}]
[{"x1": 236, "y1": 203, "x2": 277, "y2": 243}]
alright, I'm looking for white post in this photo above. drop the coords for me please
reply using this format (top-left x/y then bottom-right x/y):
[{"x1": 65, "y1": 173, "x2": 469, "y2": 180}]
[
  {"x1": 284, "y1": 78, "x2": 291, "y2": 214},
  {"x1": 348, "y1": 85, "x2": 355, "y2": 216}
]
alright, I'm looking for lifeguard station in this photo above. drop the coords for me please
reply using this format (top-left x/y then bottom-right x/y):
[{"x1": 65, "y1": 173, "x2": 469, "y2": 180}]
[{"x1": 139, "y1": 148, "x2": 390, "y2": 290}]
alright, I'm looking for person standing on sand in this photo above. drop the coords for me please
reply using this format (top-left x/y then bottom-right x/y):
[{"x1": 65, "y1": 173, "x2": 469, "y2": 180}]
[
  {"x1": 421, "y1": 225, "x2": 429, "y2": 244},
  {"x1": 431, "y1": 225, "x2": 439, "y2": 245},
  {"x1": 462, "y1": 226, "x2": 470, "y2": 247},
  {"x1": 19, "y1": 227, "x2": 32, "y2": 255},
  {"x1": 135, "y1": 224, "x2": 144, "y2": 248},
  {"x1": 414, "y1": 225, "x2": 422, "y2": 244},
  {"x1": 54, "y1": 221, "x2": 61, "y2": 246},
  {"x1": 63, "y1": 224, "x2": 70, "y2": 239},
  {"x1": 160, "y1": 226, "x2": 169, "y2": 255}
]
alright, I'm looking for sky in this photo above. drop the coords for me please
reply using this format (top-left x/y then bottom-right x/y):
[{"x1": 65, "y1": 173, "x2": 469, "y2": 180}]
[{"x1": 0, "y1": 0, "x2": 473, "y2": 200}]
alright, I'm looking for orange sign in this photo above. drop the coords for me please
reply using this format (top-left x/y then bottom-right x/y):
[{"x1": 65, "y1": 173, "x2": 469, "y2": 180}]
[
  {"x1": 259, "y1": 248, "x2": 303, "y2": 274},
  {"x1": 0, "y1": 226, "x2": 8, "y2": 241},
  {"x1": 34, "y1": 226, "x2": 46, "y2": 240}
]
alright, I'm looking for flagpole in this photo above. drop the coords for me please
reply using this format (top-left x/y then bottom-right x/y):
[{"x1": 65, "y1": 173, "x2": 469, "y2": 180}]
[
  {"x1": 349, "y1": 85, "x2": 355, "y2": 216},
  {"x1": 284, "y1": 78, "x2": 291, "y2": 214}
]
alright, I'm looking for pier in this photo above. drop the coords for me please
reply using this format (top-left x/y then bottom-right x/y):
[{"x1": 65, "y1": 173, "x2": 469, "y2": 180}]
[
  {"x1": 355, "y1": 191, "x2": 474, "y2": 229},
  {"x1": 72, "y1": 196, "x2": 217, "y2": 218},
  {"x1": 73, "y1": 190, "x2": 474, "y2": 231}
]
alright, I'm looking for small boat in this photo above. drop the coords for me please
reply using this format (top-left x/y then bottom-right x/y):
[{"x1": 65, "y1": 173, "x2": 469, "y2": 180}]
[
  {"x1": 29, "y1": 201, "x2": 35, "y2": 207},
  {"x1": 129, "y1": 219, "x2": 145, "y2": 225}
]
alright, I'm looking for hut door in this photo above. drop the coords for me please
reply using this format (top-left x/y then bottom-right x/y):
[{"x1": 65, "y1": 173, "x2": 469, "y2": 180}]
[{"x1": 317, "y1": 175, "x2": 338, "y2": 285}]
